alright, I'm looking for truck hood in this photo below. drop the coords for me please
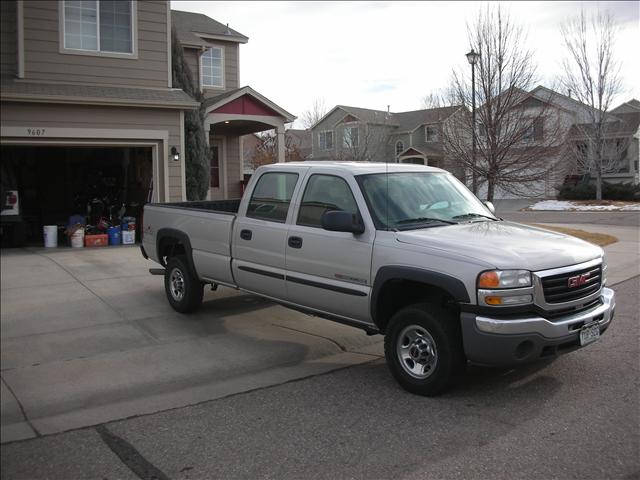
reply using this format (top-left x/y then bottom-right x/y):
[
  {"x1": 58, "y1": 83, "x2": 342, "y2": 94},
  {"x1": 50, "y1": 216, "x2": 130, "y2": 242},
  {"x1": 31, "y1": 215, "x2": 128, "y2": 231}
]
[{"x1": 395, "y1": 221, "x2": 603, "y2": 271}]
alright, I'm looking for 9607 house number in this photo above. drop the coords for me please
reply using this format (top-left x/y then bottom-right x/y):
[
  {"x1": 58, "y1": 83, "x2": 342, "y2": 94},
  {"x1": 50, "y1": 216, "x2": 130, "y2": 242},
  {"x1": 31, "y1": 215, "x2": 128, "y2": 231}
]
[{"x1": 26, "y1": 128, "x2": 46, "y2": 136}]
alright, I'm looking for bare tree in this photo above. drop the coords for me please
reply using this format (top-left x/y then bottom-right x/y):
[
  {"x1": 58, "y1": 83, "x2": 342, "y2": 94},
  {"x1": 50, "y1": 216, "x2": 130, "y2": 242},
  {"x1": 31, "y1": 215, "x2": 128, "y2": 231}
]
[
  {"x1": 561, "y1": 10, "x2": 624, "y2": 200},
  {"x1": 336, "y1": 113, "x2": 395, "y2": 162},
  {"x1": 442, "y1": 6, "x2": 566, "y2": 201},
  {"x1": 300, "y1": 98, "x2": 328, "y2": 129},
  {"x1": 250, "y1": 131, "x2": 303, "y2": 168},
  {"x1": 421, "y1": 87, "x2": 456, "y2": 109}
]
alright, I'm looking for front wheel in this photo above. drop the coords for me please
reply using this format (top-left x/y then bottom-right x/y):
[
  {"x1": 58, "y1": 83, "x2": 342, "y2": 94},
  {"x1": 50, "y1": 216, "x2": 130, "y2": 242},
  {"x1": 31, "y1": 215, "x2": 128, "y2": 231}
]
[
  {"x1": 164, "y1": 256, "x2": 203, "y2": 313},
  {"x1": 384, "y1": 304, "x2": 466, "y2": 396}
]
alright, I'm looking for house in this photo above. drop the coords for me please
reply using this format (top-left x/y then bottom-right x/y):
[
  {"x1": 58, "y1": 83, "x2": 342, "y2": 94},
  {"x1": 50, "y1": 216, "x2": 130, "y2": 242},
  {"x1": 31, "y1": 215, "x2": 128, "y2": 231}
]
[
  {"x1": 567, "y1": 99, "x2": 639, "y2": 185},
  {"x1": 309, "y1": 105, "x2": 464, "y2": 177},
  {"x1": 472, "y1": 85, "x2": 602, "y2": 199},
  {"x1": 0, "y1": 2, "x2": 295, "y2": 245},
  {"x1": 1, "y1": 0, "x2": 199, "y2": 242},
  {"x1": 172, "y1": 10, "x2": 295, "y2": 200}
]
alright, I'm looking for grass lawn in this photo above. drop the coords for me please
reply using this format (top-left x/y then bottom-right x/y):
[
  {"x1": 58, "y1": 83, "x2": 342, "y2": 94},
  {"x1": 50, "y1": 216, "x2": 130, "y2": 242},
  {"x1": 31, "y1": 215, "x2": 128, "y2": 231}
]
[{"x1": 529, "y1": 224, "x2": 618, "y2": 247}]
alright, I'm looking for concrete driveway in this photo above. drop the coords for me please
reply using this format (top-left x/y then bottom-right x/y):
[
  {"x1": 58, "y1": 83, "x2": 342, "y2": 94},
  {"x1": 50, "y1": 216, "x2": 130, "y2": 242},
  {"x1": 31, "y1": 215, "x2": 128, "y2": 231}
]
[{"x1": 1, "y1": 246, "x2": 382, "y2": 443}]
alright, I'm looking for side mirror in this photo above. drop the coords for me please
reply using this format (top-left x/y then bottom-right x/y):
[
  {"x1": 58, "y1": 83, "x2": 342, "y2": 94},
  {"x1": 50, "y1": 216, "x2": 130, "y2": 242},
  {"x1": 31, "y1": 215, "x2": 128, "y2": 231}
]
[
  {"x1": 484, "y1": 201, "x2": 496, "y2": 215},
  {"x1": 321, "y1": 211, "x2": 365, "y2": 234}
]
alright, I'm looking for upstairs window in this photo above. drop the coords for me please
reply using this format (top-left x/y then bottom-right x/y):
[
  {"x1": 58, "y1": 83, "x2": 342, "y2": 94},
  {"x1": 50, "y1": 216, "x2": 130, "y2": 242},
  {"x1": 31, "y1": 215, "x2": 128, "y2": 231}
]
[
  {"x1": 343, "y1": 126, "x2": 359, "y2": 148},
  {"x1": 425, "y1": 125, "x2": 439, "y2": 142},
  {"x1": 201, "y1": 47, "x2": 224, "y2": 88},
  {"x1": 318, "y1": 131, "x2": 334, "y2": 150},
  {"x1": 523, "y1": 118, "x2": 544, "y2": 143},
  {"x1": 395, "y1": 141, "x2": 404, "y2": 156},
  {"x1": 63, "y1": 0, "x2": 134, "y2": 54}
]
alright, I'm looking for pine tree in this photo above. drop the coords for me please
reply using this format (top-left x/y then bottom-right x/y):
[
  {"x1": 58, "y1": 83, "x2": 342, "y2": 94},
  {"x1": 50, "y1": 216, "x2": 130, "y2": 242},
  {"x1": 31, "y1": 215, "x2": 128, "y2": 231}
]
[{"x1": 171, "y1": 27, "x2": 209, "y2": 200}]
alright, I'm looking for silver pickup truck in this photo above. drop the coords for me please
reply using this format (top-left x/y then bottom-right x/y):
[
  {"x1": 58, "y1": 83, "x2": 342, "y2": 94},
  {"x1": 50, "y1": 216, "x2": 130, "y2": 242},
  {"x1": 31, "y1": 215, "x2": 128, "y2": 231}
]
[{"x1": 141, "y1": 162, "x2": 615, "y2": 395}]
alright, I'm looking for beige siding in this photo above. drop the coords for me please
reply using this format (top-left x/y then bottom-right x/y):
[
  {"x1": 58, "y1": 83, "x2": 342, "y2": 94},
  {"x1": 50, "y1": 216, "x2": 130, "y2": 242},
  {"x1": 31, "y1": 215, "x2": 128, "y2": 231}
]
[
  {"x1": 1, "y1": 0, "x2": 17, "y2": 77},
  {"x1": 22, "y1": 0, "x2": 169, "y2": 88},
  {"x1": 1, "y1": 102, "x2": 184, "y2": 201}
]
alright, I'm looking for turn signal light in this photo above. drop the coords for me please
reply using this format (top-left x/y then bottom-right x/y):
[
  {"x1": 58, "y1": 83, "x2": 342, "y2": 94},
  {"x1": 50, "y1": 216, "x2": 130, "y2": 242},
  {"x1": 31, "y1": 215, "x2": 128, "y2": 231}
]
[
  {"x1": 484, "y1": 296, "x2": 503, "y2": 305},
  {"x1": 478, "y1": 271, "x2": 500, "y2": 288}
]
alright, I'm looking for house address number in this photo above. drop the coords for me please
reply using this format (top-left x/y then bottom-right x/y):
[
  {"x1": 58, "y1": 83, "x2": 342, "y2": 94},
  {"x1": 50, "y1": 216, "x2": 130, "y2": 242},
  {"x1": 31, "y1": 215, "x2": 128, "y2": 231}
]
[{"x1": 26, "y1": 128, "x2": 46, "y2": 136}]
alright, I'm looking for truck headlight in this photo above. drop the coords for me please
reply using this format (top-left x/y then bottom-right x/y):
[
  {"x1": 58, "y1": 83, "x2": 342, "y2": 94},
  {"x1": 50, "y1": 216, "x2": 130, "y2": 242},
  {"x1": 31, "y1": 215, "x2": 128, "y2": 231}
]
[{"x1": 478, "y1": 270, "x2": 532, "y2": 289}]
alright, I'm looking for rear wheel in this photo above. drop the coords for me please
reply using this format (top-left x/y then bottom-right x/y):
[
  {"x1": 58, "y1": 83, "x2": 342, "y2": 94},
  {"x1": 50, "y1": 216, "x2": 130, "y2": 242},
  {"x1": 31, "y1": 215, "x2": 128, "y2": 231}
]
[
  {"x1": 384, "y1": 303, "x2": 466, "y2": 396},
  {"x1": 164, "y1": 256, "x2": 203, "y2": 313}
]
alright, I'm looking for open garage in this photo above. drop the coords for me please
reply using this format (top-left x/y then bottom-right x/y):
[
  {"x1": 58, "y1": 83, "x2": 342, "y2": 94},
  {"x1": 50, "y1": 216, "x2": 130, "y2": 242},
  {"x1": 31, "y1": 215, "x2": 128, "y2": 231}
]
[{"x1": 1, "y1": 145, "x2": 153, "y2": 246}]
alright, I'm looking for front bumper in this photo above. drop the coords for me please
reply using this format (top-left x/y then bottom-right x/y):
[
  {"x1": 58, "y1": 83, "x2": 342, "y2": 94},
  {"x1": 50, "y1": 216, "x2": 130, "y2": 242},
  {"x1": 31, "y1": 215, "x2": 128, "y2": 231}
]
[{"x1": 460, "y1": 288, "x2": 615, "y2": 365}]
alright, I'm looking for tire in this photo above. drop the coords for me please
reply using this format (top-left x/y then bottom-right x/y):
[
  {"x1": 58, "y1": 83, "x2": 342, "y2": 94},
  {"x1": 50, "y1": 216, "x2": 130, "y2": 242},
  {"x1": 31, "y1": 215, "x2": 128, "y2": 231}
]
[
  {"x1": 164, "y1": 256, "x2": 203, "y2": 313},
  {"x1": 384, "y1": 303, "x2": 466, "y2": 396}
]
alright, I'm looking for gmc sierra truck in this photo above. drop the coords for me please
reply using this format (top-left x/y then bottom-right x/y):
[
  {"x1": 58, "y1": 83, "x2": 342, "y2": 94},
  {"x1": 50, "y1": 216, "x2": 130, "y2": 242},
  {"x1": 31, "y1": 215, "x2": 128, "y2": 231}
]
[{"x1": 141, "y1": 162, "x2": 615, "y2": 395}]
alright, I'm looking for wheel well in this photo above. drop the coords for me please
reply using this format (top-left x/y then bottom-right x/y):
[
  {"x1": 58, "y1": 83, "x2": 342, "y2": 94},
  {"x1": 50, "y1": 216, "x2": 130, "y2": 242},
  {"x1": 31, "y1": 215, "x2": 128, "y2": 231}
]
[
  {"x1": 375, "y1": 279, "x2": 459, "y2": 333},
  {"x1": 158, "y1": 236, "x2": 186, "y2": 266}
]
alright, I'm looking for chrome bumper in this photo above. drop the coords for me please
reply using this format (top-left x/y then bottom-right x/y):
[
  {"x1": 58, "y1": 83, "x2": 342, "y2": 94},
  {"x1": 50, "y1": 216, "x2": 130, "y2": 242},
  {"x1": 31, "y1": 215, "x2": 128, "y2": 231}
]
[{"x1": 475, "y1": 288, "x2": 615, "y2": 339}]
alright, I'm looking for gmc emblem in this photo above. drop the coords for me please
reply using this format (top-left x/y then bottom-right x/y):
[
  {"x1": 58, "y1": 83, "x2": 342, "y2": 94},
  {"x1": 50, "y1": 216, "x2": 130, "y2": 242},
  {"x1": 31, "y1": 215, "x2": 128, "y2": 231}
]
[{"x1": 568, "y1": 273, "x2": 590, "y2": 288}]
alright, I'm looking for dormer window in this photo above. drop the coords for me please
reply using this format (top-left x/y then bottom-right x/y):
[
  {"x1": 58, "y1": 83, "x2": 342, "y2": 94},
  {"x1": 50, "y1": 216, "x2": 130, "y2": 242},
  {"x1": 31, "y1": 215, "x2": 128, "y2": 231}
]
[
  {"x1": 201, "y1": 47, "x2": 224, "y2": 88},
  {"x1": 425, "y1": 125, "x2": 439, "y2": 142},
  {"x1": 62, "y1": 0, "x2": 134, "y2": 55}
]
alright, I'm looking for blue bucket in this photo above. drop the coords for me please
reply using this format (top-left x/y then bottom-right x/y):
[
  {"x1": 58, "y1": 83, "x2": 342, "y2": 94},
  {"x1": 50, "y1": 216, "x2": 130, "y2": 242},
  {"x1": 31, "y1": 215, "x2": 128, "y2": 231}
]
[{"x1": 107, "y1": 226, "x2": 121, "y2": 245}]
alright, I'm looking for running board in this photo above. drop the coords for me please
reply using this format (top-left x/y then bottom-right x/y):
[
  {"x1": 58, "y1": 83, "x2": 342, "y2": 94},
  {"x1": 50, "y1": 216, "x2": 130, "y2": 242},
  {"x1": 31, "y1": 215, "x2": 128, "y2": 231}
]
[{"x1": 149, "y1": 268, "x2": 165, "y2": 276}]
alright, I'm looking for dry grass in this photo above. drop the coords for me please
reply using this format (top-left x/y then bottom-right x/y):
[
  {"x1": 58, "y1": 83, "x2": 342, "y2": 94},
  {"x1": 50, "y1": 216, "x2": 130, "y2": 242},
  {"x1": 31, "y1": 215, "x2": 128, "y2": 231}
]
[{"x1": 529, "y1": 224, "x2": 618, "y2": 247}]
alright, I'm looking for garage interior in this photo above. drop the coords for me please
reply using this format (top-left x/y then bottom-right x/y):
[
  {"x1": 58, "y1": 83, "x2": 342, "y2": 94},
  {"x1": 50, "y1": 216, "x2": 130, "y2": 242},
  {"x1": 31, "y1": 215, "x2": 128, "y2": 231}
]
[{"x1": 1, "y1": 145, "x2": 152, "y2": 247}]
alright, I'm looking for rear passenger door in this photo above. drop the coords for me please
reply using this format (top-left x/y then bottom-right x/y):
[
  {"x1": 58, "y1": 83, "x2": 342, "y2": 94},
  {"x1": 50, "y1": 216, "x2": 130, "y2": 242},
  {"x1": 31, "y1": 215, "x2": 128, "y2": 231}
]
[
  {"x1": 232, "y1": 171, "x2": 299, "y2": 300},
  {"x1": 285, "y1": 173, "x2": 375, "y2": 322}
]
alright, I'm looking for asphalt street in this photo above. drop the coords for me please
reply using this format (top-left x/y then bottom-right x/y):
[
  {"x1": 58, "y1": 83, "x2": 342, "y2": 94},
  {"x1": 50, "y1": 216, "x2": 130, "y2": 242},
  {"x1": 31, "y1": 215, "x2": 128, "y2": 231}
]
[{"x1": 2, "y1": 276, "x2": 638, "y2": 480}]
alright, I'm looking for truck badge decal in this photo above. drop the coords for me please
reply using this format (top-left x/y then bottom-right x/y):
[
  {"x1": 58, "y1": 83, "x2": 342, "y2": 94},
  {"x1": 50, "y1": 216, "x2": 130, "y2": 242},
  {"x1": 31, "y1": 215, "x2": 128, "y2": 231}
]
[{"x1": 567, "y1": 273, "x2": 589, "y2": 288}]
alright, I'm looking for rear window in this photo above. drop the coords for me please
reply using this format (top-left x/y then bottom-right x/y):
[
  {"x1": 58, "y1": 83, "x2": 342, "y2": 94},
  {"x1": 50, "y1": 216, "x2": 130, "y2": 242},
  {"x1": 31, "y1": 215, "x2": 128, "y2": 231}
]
[{"x1": 246, "y1": 172, "x2": 299, "y2": 223}]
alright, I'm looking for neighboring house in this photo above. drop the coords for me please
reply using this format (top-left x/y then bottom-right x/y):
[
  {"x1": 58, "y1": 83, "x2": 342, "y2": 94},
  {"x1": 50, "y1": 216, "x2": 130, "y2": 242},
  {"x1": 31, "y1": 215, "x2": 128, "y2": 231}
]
[
  {"x1": 1, "y1": 0, "x2": 198, "y2": 240},
  {"x1": 567, "y1": 99, "x2": 640, "y2": 185},
  {"x1": 310, "y1": 105, "x2": 464, "y2": 177},
  {"x1": 473, "y1": 85, "x2": 600, "y2": 199},
  {"x1": 172, "y1": 10, "x2": 295, "y2": 200}
]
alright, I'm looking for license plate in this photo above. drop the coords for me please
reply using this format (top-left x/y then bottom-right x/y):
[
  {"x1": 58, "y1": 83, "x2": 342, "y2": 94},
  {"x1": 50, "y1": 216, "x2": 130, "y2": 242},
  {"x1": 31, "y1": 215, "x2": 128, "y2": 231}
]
[{"x1": 580, "y1": 321, "x2": 600, "y2": 346}]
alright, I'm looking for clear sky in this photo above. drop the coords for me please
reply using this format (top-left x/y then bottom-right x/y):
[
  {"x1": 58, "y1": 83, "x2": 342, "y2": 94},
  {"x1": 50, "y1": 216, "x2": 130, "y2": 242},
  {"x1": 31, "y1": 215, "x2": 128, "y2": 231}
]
[{"x1": 171, "y1": 1, "x2": 640, "y2": 127}]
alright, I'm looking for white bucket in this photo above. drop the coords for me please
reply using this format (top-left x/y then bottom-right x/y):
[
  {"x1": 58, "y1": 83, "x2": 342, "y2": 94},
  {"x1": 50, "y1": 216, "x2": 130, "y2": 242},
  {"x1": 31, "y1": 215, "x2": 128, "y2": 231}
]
[
  {"x1": 70, "y1": 228, "x2": 84, "y2": 248},
  {"x1": 122, "y1": 230, "x2": 135, "y2": 245},
  {"x1": 43, "y1": 225, "x2": 58, "y2": 248}
]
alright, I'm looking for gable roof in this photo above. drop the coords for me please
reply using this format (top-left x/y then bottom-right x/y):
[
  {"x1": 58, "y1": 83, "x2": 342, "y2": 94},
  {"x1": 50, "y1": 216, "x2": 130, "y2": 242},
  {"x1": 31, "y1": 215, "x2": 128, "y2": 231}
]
[
  {"x1": 612, "y1": 99, "x2": 640, "y2": 114},
  {"x1": 394, "y1": 106, "x2": 461, "y2": 132},
  {"x1": 202, "y1": 86, "x2": 296, "y2": 122},
  {"x1": 171, "y1": 10, "x2": 249, "y2": 45},
  {"x1": 336, "y1": 105, "x2": 400, "y2": 126}
]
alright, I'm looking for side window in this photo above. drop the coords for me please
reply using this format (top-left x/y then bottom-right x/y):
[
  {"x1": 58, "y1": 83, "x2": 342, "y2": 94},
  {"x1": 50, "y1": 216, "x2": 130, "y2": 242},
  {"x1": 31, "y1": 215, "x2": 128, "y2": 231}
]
[
  {"x1": 247, "y1": 172, "x2": 298, "y2": 223},
  {"x1": 297, "y1": 175, "x2": 359, "y2": 228}
]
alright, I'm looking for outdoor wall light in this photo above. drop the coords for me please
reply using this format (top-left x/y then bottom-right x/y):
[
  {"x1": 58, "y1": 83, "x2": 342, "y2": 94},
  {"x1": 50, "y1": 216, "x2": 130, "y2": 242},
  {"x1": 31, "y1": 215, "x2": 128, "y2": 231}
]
[{"x1": 170, "y1": 146, "x2": 180, "y2": 162}]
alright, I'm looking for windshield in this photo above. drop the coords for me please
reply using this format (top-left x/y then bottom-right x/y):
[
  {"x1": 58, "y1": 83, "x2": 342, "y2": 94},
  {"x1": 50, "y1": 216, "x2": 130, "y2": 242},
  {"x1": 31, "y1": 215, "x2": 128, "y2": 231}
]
[{"x1": 356, "y1": 172, "x2": 496, "y2": 230}]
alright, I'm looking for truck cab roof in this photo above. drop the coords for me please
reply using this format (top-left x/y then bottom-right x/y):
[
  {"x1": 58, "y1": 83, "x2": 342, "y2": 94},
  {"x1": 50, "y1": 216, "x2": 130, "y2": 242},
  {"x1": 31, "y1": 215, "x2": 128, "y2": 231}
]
[{"x1": 257, "y1": 161, "x2": 447, "y2": 176}]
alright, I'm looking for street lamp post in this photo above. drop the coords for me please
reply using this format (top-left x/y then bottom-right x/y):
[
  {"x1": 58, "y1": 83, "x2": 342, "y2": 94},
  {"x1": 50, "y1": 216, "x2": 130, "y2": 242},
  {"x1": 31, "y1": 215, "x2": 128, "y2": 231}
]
[{"x1": 466, "y1": 49, "x2": 480, "y2": 194}]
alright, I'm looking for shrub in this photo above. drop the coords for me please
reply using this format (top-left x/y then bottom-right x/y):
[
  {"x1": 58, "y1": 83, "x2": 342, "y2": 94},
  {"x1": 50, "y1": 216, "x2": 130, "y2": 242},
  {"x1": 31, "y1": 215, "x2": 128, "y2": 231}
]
[{"x1": 557, "y1": 181, "x2": 640, "y2": 201}]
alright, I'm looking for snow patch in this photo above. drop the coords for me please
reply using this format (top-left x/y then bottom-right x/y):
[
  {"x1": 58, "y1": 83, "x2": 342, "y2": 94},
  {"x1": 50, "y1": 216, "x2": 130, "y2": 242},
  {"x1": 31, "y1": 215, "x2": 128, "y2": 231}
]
[{"x1": 528, "y1": 200, "x2": 640, "y2": 211}]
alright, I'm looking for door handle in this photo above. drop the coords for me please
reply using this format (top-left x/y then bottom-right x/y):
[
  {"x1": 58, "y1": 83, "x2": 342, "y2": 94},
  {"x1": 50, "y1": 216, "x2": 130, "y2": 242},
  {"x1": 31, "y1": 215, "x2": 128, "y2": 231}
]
[
  {"x1": 288, "y1": 236, "x2": 303, "y2": 249},
  {"x1": 240, "y1": 229, "x2": 252, "y2": 240}
]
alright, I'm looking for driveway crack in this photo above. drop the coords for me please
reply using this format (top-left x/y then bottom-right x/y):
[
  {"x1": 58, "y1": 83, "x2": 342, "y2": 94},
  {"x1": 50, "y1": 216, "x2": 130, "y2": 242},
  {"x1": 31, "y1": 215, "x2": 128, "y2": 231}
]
[
  {"x1": 1, "y1": 376, "x2": 40, "y2": 437},
  {"x1": 96, "y1": 424, "x2": 170, "y2": 480}
]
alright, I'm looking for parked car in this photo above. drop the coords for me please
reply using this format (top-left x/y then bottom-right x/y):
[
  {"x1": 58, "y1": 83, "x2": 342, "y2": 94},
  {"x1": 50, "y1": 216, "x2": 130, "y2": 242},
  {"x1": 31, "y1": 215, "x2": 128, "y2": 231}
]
[{"x1": 141, "y1": 162, "x2": 615, "y2": 395}]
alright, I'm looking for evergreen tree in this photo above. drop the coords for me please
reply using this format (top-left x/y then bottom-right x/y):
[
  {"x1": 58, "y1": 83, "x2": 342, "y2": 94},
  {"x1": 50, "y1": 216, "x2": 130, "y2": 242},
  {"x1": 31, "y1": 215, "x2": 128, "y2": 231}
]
[{"x1": 171, "y1": 27, "x2": 209, "y2": 200}]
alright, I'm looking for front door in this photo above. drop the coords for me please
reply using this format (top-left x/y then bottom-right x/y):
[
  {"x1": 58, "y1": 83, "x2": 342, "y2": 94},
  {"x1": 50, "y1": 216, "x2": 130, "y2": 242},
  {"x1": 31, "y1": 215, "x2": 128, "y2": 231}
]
[
  {"x1": 285, "y1": 173, "x2": 375, "y2": 322},
  {"x1": 209, "y1": 139, "x2": 224, "y2": 200},
  {"x1": 232, "y1": 171, "x2": 300, "y2": 300}
]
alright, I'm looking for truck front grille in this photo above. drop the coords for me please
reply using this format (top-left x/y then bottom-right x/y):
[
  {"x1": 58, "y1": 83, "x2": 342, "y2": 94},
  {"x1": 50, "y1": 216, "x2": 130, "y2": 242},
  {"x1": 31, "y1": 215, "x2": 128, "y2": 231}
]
[{"x1": 541, "y1": 264, "x2": 602, "y2": 304}]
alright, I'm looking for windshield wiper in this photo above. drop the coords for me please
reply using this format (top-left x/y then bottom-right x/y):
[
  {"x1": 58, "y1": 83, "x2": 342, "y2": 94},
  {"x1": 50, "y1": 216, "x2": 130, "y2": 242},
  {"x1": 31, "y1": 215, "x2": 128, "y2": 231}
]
[
  {"x1": 394, "y1": 217, "x2": 458, "y2": 226},
  {"x1": 452, "y1": 213, "x2": 498, "y2": 222}
]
